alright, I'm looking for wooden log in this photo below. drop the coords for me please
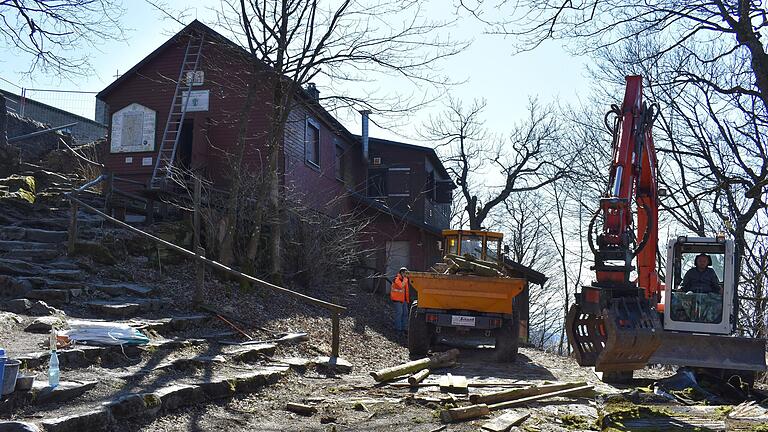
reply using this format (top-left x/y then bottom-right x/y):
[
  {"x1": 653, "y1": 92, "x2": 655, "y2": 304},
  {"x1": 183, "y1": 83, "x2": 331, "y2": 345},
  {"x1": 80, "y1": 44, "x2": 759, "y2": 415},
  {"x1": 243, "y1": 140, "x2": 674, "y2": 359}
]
[
  {"x1": 370, "y1": 349, "x2": 459, "y2": 382},
  {"x1": 286, "y1": 402, "x2": 317, "y2": 416},
  {"x1": 469, "y1": 381, "x2": 588, "y2": 405},
  {"x1": 390, "y1": 381, "x2": 532, "y2": 388},
  {"x1": 487, "y1": 385, "x2": 594, "y2": 411},
  {"x1": 440, "y1": 404, "x2": 490, "y2": 423},
  {"x1": 408, "y1": 369, "x2": 430, "y2": 387},
  {"x1": 481, "y1": 412, "x2": 530, "y2": 432}
]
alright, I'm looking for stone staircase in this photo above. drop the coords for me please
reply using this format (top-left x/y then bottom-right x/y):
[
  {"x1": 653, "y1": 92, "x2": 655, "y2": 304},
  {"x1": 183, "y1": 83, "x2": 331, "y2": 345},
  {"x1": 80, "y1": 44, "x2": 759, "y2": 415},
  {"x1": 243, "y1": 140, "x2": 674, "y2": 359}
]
[{"x1": 0, "y1": 171, "x2": 311, "y2": 431}]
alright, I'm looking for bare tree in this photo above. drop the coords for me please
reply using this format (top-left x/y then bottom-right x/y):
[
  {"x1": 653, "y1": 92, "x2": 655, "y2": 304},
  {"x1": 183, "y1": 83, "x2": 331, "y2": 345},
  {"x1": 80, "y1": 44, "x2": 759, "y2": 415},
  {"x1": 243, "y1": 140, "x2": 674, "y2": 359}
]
[
  {"x1": 0, "y1": 0, "x2": 125, "y2": 77},
  {"x1": 425, "y1": 97, "x2": 568, "y2": 230}
]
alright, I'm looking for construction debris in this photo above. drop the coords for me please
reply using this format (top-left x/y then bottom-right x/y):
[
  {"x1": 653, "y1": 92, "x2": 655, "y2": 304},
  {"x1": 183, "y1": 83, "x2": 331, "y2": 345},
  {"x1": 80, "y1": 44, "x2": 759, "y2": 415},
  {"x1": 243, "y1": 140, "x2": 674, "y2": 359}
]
[
  {"x1": 481, "y1": 412, "x2": 530, "y2": 432},
  {"x1": 440, "y1": 384, "x2": 594, "y2": 423},
  {"x1": 443, "y1": 254, "x2": 505, "y2": 277},
  {"x1": 370, "y1": 349, "x2": 459, "y2": 382}
]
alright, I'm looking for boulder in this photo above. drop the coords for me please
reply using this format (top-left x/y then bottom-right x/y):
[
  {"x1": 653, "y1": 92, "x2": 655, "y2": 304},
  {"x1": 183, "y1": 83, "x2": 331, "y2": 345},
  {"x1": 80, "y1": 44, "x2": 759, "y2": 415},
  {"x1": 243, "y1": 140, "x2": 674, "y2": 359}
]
[
  {"x1": 25, "y1": 316, "x2": 65, "y2": 333},
  {"x1": 0, "y1": 421, "x2": 40, "y2": 432},
  {"x1": 28, "y1": 300, "x2": 62, "y2": 317}
]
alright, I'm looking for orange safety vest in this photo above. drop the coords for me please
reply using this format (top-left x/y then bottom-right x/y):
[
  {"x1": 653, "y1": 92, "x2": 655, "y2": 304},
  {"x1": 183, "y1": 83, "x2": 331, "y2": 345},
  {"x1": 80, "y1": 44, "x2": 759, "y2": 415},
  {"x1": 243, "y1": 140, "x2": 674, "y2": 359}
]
[{"x1": 390, "y1": 275, "x2": 410, "y2": 303}]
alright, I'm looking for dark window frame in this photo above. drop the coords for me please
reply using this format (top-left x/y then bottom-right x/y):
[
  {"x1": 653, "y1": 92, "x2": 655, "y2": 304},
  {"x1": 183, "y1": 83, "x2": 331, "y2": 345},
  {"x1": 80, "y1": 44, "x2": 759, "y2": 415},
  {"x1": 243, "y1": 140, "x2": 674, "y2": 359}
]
[{"x1": 305, "y1": 118, "x2": 321, "y2": 169}]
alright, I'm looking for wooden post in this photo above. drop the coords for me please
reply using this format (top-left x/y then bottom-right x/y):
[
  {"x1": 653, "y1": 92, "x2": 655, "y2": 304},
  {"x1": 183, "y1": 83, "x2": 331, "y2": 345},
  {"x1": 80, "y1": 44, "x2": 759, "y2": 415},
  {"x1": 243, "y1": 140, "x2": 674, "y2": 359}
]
[
  {"x1": 104, "y1": 172, "x2": 114, "y2": 215},
  {"x1": 146, "y1": 198, "x2": 154, "y2": 224},
  {"x1": 193, "y1": 176, "x2": 201, "y2": 250},
  {"x1": 194, "y1": 246, "x2": 205, "y2": 305},
  {"x1": 331, "y1": 311, "x2": 340, "y2": 359},
  {"x1": 67, "y1": 200, "x2": 79, "y2": 255}
]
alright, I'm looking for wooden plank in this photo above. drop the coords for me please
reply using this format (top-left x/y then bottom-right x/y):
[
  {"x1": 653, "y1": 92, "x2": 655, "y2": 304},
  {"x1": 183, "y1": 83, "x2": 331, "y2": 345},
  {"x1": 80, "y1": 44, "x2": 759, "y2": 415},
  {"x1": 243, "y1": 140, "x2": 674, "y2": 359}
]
[
  {"x1": 481, "y1": 412, "x2": 531, "y2": 432},
  {"x1": 439, "y1": 374, "x2": 469, "y2": 394},
  {"x1": 470, "y1": 381, "x2": 588, "y2": 404},
  {"x1": 488, "y1": 385, "x2": 594, "y2": 411}
]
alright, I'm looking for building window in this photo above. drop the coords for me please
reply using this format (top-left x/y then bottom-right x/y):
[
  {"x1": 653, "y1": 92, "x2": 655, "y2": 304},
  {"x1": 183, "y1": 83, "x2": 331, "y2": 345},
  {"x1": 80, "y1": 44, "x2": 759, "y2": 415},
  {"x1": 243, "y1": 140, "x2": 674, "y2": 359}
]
[
  {"x1": 387, "y1": 167, "x2": 410, "y2": 197},
  {"x1": 335, "y1": 143, "x2": 345, "y2": 181},
  {"x1": 367, "y1": 168, "x2": 387, "y2": 197},
  {"x1": 305, "y1": 119, "x2": 320, "y2": 166}
]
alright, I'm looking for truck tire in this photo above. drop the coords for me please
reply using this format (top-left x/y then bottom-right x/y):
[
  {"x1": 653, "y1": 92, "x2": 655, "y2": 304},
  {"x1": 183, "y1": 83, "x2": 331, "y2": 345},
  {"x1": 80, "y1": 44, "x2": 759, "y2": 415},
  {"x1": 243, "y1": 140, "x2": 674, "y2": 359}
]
[
  {"x1": 408, "y1": 301, "x2": 432, "y2": 356},
  {"x1": 495, "y1": 311, "x2": 519, "y2": 363}
]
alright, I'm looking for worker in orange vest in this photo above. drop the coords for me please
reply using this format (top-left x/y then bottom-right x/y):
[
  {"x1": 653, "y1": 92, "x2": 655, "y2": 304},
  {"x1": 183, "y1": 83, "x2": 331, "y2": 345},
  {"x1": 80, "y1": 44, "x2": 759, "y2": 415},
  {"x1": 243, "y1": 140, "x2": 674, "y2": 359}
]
[{"x1": 391, "y1": 267, "x2": 411, "y2": 332}]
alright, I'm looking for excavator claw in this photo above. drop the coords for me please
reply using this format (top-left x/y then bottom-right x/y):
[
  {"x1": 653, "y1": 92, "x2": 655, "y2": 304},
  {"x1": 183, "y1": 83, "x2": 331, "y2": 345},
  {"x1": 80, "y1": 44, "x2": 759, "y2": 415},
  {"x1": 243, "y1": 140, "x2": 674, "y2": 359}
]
[{"x1": 567, "y1": 296, "x2": 662, "y2": 372}]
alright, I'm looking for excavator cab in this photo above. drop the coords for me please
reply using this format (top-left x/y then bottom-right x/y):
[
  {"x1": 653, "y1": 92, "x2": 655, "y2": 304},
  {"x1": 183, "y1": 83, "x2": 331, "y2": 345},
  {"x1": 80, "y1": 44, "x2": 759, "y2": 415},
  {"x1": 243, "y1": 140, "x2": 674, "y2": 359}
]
[
  {"x1": 442, "y1": 230, "x2": 504, "y2": 263},
  {"x1": 664, "y1": 237, "x2": 732, "y2": 333}
]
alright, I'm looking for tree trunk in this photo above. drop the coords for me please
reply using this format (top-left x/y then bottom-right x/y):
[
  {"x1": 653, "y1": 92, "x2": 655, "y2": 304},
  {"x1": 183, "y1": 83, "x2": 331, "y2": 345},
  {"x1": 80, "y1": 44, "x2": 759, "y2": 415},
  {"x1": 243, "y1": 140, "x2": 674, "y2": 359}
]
[{"x1": 218, "y1": 82, "x2": 259, "y2": 266}]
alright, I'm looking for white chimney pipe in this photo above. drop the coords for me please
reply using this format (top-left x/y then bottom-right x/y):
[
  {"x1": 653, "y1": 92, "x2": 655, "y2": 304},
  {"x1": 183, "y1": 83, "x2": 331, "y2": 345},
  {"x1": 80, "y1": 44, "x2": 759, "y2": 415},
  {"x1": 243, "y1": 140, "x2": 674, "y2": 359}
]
[{"x1": 360, "y1": 110, "x2": 371, "y2": 163}]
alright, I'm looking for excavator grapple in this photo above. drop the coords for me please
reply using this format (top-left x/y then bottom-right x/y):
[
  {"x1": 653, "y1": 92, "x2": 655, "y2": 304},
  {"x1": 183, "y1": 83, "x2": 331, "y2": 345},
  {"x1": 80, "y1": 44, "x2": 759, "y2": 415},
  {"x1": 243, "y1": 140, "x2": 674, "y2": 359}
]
[{"x1": 567, "y1": 297, "x2": 661, "y2": 372}]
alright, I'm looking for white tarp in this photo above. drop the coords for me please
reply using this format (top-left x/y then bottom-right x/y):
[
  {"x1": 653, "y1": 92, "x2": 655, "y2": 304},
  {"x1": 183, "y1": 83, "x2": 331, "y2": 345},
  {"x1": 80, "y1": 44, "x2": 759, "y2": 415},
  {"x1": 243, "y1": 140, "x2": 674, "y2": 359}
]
[{"x1": 64, "y1": 320, "x2": 149, "y2": 346}]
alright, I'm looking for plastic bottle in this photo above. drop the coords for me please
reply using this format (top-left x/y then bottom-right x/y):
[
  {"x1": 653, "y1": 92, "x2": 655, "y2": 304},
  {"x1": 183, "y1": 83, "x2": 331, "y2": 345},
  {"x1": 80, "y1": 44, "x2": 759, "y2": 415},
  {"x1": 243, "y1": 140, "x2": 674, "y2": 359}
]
[
  {"x1": 0, "y1": 348, "x2": 6, "y2": 393},
  {"x1": 48, "y1": 330, "x2": 59, "y2": 388}
]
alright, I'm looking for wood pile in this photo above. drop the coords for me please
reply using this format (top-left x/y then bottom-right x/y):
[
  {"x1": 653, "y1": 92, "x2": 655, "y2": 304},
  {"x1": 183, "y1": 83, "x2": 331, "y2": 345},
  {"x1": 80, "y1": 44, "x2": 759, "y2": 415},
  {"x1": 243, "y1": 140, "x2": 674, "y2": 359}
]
[{"x1": 440, "y1": 254, "x2": 506, "y2": 277}]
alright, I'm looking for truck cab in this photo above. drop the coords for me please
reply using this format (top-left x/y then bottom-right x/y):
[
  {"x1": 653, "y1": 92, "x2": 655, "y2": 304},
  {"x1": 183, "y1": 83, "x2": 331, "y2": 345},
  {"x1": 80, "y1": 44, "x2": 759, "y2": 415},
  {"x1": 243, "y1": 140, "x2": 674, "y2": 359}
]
[{"x1": 442, "y1": 229, "x2": 504, "y2": 262}]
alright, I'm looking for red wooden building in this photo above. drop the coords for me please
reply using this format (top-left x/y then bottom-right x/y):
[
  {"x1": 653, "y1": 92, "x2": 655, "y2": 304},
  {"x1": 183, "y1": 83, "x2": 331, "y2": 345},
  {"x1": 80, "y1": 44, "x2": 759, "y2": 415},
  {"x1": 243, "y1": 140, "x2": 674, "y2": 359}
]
[{"x1": 95, "y1": 20, "x2": 454, "y2": 279}]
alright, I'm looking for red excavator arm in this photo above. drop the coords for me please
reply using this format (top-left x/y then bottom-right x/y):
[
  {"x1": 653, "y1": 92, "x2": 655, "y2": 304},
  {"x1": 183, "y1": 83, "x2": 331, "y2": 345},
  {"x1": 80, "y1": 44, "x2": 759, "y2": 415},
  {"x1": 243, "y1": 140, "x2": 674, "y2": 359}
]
[{"x1": 567, "y1": 75, "x2": 663, "y2": 373}]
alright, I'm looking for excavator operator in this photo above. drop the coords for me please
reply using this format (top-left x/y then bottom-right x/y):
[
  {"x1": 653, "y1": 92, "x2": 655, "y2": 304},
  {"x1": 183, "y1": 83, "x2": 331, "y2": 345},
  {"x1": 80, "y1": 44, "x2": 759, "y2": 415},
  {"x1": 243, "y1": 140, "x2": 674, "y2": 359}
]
[{"x1": 672, "y1": 253, "x2": 723, "y2": 323}]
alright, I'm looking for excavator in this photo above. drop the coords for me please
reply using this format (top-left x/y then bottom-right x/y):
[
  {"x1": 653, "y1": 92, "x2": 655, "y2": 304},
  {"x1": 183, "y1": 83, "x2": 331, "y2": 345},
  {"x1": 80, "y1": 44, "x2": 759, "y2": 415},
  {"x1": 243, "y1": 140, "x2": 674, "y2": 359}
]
[{"x1": 566, "y1": 75, "x2": 766, "y2": 383}]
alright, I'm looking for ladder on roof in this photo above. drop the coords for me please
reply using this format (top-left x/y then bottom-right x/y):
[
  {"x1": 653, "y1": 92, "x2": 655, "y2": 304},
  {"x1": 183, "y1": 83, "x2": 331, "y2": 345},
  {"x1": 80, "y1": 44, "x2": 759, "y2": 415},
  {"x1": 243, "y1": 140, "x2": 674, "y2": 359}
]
[{"x1": 149, "y1": 32, "x2": 206, "y2": 190}]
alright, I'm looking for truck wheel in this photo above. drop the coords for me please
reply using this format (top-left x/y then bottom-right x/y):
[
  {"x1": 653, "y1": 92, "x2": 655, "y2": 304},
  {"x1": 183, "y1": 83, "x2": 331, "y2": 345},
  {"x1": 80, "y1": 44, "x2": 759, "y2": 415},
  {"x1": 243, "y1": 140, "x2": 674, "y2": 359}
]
[
  {"x1": 408, "y1": 301, "x2": 431, "y2": 356},
  {"x1": 495, "y1": 312, "x2": 519, "y2": 363}
]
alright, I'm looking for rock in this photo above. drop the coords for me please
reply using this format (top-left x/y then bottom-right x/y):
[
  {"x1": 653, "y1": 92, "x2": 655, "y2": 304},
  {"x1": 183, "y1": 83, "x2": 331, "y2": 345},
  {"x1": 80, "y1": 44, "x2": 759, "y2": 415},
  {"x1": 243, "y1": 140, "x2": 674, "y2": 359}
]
[
  {"x1": 0, "y1": 421, "x2": 40, "y2": 432},
  {"x1": 313, "y1": 356, "x2": 353, "y2": 374},
  {"x1": 39, "y1": 408, "x2": 112, "y2": 432},
  {"x1": 154, "y1": 384, "x2": 203, "y2": 411},
  {"x1": 224, "y1": 343, "x2": 277, "y2": 362},
  {"x1": 0, "y1": 259, "x2": 40, "y2": 276},
  {"x1": 278, "y1": 357, "x2": 313, "y2": 371},
  {"x1": 198, "y1": 377, "x2": 236, "y2": 400},
  {"x1": 2, "y1": 298, "x2": 31, "y2": 314},
  {"x1": 0, "y1": 275, "x2": 33, "y2": 297},
  {"x1": 24, "y1": 316, "x2": 65, "y2": 333},
  {"x1": 28, "y1": 300, "x2": 61, "y2": 317},
  {"x1": 25, "y1": 289, "x2": 70, "y2": 304},
  {"x1": 34, "y1": 380, "x2": 98, "y2": 405},
  {"x1": 72, "y1": 241, "x2": 116, "y2": 265},
  {"x1": 106, "y1": 393, "x2": 161, "y2": 419},
  {"x1": 43, "y1": 270, "x2": 84, "y2": 281}
]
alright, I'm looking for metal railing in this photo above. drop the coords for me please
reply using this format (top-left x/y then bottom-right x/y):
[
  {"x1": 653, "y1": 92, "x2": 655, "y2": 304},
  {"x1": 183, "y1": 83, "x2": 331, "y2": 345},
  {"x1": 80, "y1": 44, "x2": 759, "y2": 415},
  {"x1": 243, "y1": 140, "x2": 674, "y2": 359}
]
[{"x1": 66, "y1": 175, "x2": 346, "y2": 359}]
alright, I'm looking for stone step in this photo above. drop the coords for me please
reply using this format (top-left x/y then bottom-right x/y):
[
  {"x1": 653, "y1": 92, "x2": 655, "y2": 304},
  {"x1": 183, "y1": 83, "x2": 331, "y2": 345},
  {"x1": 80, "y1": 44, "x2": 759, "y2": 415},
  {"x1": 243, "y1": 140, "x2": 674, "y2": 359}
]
[
  {"x1": 91, "y1": 282, "x2": 153, "y2": 298},
  {"x1": 1, "y1": 249, "x2": 61, "y2": 262},
  {"x1": 0, "y1": 240, "x2": 59, "y2": 253},
  {"x1": 17, "y1": 337, "x2": 210, "y2": 370},
  {"x1": 0, "y1": 380, "x2": 98, "y2": 415},
  {"x1": 25, "y1": 288, "x2": 82, "y2": 304},
  {"x1": 21, "y1": 277, "x2": 85, "y2": 291},
  {"x1": 43, "y1": 269, "x2": 85, "y2": 282},
  {"x1": 0, "y1": 226, "x2": 68, "y2": 243},
  {"x1": 31, "y1": 366, "x2": 288, "y2": 432},
  {"x1": 85, "y1": 298, "x2": 169, "y2": 318},
  {"x1": 131, "y1": 314, "x2": 212, "y2": 332},
  {"x1": 0, "y1": 258, "x2": 42, "y2": 276}
]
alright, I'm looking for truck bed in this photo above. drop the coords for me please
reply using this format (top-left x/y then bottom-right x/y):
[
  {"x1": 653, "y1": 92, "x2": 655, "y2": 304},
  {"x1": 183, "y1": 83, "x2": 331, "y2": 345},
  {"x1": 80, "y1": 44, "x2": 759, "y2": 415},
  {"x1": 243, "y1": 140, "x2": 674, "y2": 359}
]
[{"x1": 409, "y1": 272, "x2": 525, "y2": 315}]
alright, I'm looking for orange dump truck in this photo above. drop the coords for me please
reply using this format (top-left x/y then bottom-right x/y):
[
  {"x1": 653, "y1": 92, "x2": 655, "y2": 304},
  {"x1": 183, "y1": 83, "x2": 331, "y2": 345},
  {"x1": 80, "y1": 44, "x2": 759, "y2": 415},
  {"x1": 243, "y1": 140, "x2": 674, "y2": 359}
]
[{"x1": 408, "y1": 230, "x2": 544, "y2": 362}]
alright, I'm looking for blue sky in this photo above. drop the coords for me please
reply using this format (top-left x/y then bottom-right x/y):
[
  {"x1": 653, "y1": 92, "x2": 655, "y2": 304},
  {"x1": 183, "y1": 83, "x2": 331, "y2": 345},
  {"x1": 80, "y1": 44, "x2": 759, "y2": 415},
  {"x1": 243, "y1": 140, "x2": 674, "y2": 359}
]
[{"x1": 0, "y1": 1, "x2": 590, "y2": 144}]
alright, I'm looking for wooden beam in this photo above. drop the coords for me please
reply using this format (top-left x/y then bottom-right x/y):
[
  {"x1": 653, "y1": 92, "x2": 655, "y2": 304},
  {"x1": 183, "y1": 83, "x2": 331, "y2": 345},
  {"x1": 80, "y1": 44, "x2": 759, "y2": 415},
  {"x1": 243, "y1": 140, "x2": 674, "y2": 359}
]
[
  {"x1": 481, "y1": 412, "x2": 530, "y2": 432},
  {"x1": 470, "y1": 382, "x2": 588, "y2": 405},
  {"x1": 487, "y1": 385, "x2": 594, "y2": 411}
]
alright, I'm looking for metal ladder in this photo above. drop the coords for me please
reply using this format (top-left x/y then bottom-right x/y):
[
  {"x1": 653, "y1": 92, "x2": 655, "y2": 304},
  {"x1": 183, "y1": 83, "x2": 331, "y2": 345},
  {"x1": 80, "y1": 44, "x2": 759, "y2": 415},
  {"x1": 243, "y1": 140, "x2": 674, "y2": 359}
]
[{"x1": 149, "y1": 32, "x2": 206, "y2": 190}]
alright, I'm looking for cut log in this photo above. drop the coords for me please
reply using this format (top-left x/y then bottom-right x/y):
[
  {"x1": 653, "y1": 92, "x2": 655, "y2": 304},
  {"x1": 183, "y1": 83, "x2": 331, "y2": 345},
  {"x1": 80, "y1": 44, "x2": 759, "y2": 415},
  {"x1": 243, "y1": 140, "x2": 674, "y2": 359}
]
[
  {"x1": 487, "y1": 385, "x2": 594, "y2": 411},
  {"x1": 481, "y1": 412, "x2": 530, "y2": 432},
  {"x1": 390, "y1": 380, "x2": 532, "y2": 388},
  {"x1": 408, "y1": 369, "x2": 430, "y2": 387},
  {"x1": 440, "y1": 403, "x2": 490, "y2": 423},
  {"x1": 370, "y1": 349, "x2": 459, "y2": 382},
  {"x1": 469, "y1": 381, "x2": 588, "y2": 405},
  {"x1": 286, "y1": 402, "x2": 317, "y2": 416},
  {"x1": 439, "y1": 374, "x2": 469, "y2": 394}
]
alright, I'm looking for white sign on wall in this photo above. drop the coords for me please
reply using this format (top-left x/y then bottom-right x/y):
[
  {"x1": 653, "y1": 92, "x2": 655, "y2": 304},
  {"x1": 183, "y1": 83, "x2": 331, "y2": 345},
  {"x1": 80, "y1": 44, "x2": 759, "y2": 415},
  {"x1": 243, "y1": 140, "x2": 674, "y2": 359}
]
[
  {"x1": 181, "y1": 90, "x2": 209, "y2": 112},
  {"x1": 110, "y1": 103, "x2": 156, "y2": 153}
]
